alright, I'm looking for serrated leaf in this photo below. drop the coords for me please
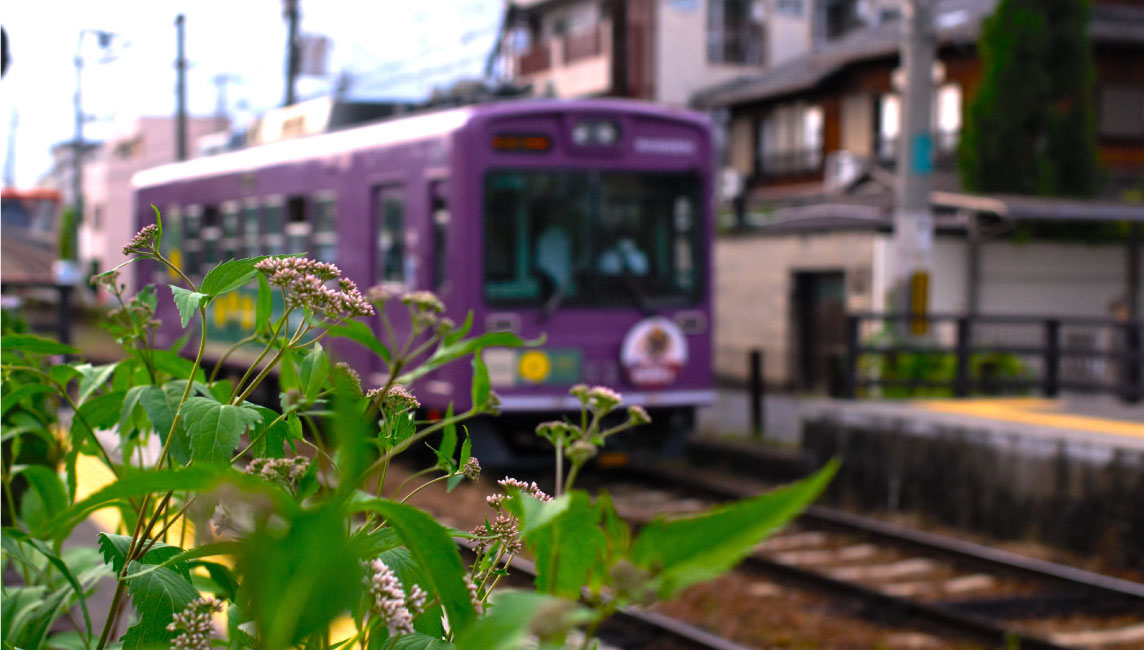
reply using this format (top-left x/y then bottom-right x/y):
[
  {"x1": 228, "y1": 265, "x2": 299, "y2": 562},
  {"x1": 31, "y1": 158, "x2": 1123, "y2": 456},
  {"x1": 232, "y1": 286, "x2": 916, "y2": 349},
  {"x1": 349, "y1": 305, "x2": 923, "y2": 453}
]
[
  {"x1": 181, "y1": 397, "x2": 262, "y2": 465},
  {"x1": 97, "y1": 533, "x2": 199, "y2": 650},
  {"x1": 1, "y1": 527, "x2": 96, "y2": 638},
  {"x1": 251, "y1": 406, "x2": 288, "y2": 459},
  {"x1": 630, "y1": 459, "x2": 839, "y2": 598},
  {"x1": 1, "y1": 384, "x2": 55, "y2": 419},
  {"x1": 392, "y1": 634, "x2": 454, "y2": 650},
  {"x1": 169, "y1": 285, "x2": 208, "y2": 328},
  {"x1": 200, "y1": 256, "x2": 267, "y2": 297},
  {"x1": 118, "y1": 385, "x2": 150, "y2": 440},
  {"x1": 140, "y1": 382, "x2": 192, "y2": 465},
  {"x1": 75, "y1": 362, "x2": 118, "y2": 405},
  {"x1": 70, "y1": 390, "x2": 126, "y2": 456},
  {"x1": 299, "y1": 344, "x2": 330, "y2": 403},
  {"x1": 514, "y1": 492, "x2": 604, "y2": 598},
  {"x1": 454, "y1": 590, "x2": 583, "y2": 650}
]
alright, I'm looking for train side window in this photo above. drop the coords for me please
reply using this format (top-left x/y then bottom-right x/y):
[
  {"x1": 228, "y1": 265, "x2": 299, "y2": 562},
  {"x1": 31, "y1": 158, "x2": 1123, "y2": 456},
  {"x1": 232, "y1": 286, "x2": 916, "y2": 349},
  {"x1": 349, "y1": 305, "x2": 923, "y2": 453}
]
[
  {"x1": 375, "y1": 186, "x2": 406, "y2": 286},
  {"x1": 183, "y1": 205, "x2": 202, "y2": 276},
  {"x1": 202, "y1": 205, "x2": 221, "y2": 268},
  {"x1": 242, "y1": 202, "x2": 261, "y2": 257},
  {"x1": 263, "y1": 199, "x2": 284, "y2": 256},
  {"x1": 312, "y1": 193, "x2": 338, "y2": 263},
  {"x1": 285, "y1": 196, "x2": 310, "y2": 254},
  {"x1": 430, "y1": 181, "x2": 449, "y2": 292},
  {"x1": 221, "y1": 201, "x2": 240, "y2": 260}
]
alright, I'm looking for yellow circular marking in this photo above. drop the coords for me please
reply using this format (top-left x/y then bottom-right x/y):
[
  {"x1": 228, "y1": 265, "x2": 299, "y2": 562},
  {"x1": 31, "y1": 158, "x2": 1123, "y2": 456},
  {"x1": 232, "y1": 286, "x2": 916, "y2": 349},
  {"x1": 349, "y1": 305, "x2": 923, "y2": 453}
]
[{"x1": 518, "y1": 350, "x2": 551, "y2": 384}]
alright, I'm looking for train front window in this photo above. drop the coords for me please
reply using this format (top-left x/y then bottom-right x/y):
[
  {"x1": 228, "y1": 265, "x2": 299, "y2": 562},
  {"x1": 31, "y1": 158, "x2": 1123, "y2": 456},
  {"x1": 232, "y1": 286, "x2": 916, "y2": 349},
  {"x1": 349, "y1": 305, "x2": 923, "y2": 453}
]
[{"x1": 483, "y1": 171, "x2": 702, "y2": 308}]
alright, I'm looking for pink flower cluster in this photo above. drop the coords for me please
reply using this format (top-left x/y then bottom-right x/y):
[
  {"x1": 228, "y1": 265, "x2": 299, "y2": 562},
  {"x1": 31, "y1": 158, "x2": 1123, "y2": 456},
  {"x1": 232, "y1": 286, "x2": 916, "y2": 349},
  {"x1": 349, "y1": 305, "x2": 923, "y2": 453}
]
[
  {"x1": 244, "y1": 457, "x2": 309, "y2": 483},
  {"x1": 123, "y1": 224, "x2": 160, "y2": 256},
  {"x1": 366, "y1": 559, "x2": 427, "y2": 637},
  {"x1": 167, "y1": 597, "x2": 223, "y2": 650},
  {"x1": 254, "y1": 257, "x2": 374, "y2": 318}
]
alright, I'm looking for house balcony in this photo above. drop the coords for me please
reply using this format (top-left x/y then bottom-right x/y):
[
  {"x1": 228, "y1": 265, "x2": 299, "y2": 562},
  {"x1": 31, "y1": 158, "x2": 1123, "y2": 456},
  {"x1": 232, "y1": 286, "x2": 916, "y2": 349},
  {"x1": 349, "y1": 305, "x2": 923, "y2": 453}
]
[{"x1": 513, "y1": 21, "x2": 613, "y2": 98}]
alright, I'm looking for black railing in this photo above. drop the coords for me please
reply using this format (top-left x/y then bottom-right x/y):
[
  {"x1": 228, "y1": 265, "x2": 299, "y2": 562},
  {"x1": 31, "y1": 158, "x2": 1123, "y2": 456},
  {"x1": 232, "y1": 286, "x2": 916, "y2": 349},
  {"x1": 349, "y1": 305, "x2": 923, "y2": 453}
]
[{"x1": 843, "y1": 313, "x2": 1143, "y2": 403}]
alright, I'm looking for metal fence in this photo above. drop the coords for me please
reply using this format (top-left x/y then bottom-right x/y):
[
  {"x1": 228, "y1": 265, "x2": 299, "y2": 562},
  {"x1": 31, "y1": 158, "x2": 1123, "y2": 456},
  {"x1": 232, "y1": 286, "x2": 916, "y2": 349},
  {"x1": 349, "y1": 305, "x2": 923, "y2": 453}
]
[{"x1": 843, "y1": 312, "x2": 1143, "y2": 402}]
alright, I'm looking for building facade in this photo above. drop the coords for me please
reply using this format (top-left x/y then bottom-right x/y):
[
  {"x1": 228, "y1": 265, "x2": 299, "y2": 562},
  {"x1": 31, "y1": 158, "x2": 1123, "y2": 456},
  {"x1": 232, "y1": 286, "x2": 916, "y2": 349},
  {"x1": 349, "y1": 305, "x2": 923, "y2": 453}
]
[{"x1": 494, "y1": 0, "x2": 898, "y2": 105}]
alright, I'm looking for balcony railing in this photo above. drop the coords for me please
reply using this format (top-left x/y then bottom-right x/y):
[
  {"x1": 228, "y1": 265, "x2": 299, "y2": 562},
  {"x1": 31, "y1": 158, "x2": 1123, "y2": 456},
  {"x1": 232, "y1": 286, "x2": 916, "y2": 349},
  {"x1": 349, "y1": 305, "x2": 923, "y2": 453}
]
[
  {"x1": 563, "y1": 27, "x2": 602, "y2": 63},
  {"x1": 514, "y1": 22, "x2": 611, "y2": 80},
  {"x1": 518, "y1": 45, "x2": 551, "y2": 76},
  {"x1": 757, "y1": 148, "x2": 824, "y2": 176}
]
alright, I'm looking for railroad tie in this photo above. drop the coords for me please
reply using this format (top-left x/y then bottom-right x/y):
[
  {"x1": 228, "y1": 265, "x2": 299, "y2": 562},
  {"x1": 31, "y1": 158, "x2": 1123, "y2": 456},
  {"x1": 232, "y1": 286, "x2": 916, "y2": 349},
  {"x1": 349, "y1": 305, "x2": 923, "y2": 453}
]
[
  {"x1": 756, "y1": 531, "x2": 829, "y2": 552},
  {"x1": 1047, "y1": 622, "x2": 1144, "y2": 647},
  {"x1": 827, "y1": 558, "x2": 939, "y2": 582},
  {"x1": 768, "y1": 544, "x2": 878, "y2": 566}
]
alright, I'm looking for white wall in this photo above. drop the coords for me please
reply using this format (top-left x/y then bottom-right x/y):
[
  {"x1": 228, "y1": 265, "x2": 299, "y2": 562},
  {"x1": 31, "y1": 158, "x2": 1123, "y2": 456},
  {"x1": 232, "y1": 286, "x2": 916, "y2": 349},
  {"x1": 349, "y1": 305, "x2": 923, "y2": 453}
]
[{"x1": 656, "y1": 0, "x2": 765, "y2": 106}]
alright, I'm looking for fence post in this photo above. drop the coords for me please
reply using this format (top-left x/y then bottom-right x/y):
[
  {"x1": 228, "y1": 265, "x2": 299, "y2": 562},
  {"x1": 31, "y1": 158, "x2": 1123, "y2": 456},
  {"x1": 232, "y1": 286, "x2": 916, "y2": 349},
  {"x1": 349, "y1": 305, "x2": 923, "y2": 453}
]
[
  {"x1": 954, "y1": 316, "x2": 971, "y2": 397},
  {"x1": 1124, "y1": 322, "x2": 1141, "y2": 404},
  {"x1": 749, "y1": 349, "x2": 764, "y2": 439},
  {"x1": 1043, "y1": 319, "x2": 1060, "y2": 398},
  {"x1": 843, "y1": 315, "x2": 859, "y2": 398}
]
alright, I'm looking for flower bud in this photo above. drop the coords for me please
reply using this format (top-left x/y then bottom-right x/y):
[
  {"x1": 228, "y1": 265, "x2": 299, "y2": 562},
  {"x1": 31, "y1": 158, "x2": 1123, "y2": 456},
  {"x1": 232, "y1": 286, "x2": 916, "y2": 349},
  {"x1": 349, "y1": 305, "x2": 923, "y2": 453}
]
[{"x1": 567, "y1": 439, "x2": 597, "y2": 464}]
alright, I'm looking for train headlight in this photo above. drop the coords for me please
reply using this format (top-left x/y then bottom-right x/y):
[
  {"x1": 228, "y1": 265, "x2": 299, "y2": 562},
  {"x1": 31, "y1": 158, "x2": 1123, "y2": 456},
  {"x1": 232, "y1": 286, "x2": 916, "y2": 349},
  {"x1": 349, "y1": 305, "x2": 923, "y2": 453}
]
[
  {"x1": 572, "y1": 123, "x2": 592, "y2": 146},
  {"x1": 594, "y1": 121, "x2": 618, "y2": 145}
]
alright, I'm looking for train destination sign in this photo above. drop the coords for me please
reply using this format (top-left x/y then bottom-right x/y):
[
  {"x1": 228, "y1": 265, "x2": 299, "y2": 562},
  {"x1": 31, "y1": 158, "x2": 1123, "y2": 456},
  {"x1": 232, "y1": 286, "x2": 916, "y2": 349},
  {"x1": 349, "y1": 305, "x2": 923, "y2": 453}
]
[{"x1": 491, "y1": 133, "x2": 552, "y2": 152}]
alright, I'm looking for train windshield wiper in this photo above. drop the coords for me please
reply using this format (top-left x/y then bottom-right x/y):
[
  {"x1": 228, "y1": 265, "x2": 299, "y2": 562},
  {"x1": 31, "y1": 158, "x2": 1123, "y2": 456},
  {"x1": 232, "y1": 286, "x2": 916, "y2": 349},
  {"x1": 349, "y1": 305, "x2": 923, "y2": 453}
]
[{"x1": 620, "y1": 271, "x2": 654, "y2": 316}]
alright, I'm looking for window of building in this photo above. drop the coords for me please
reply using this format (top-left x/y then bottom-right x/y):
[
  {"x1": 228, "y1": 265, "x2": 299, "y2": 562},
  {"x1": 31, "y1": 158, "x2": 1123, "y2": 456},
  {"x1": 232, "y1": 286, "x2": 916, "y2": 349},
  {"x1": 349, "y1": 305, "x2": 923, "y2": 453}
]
[
  {"x1": 757, "y1": 102, "x2": 824, "y2": 174},
  {"x1": 777, "y1": 0, "x2": 804, "y2": 16},
  {"x1": 1099, "y1": 85, "x2": 1144, "y2": 138},
  {"x1": 431, "y1": 181, "x2": 450, "y2": 292},
  {"x1": 707, "y1": 0, "x2": 765, "y2": 65},
  {"x1": 285, "y1": 196, "x2": 309, "y2": 254},
  {"x1": 878, "y1": 92, "x2": 900, "y2": 160},
  {"x1": 935, "y1": 83, "x2": 962, "y2": 152},
  {"x1": 375, "y1": 186, "x2": 406, "y2": 286}
]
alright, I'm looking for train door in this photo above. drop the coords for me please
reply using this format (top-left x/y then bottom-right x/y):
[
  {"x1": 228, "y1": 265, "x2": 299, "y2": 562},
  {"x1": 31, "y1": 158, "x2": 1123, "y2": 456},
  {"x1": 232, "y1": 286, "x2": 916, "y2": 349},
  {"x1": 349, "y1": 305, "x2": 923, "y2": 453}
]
[
  {"x1": 792, "y1": 270, "x2": 847, "y2": 394},
  {"x1": 430, "y1": 180, "x2": 450, "y2": 298}
]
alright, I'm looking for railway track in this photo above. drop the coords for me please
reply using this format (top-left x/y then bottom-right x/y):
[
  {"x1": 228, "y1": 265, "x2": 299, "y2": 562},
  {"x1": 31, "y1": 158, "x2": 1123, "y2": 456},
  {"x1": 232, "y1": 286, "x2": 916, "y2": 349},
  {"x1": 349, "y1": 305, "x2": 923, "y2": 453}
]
[
  {"x1": 457, "y1": 541, "x2": 755, "y2": 650},
  {"x1": 591, "y1": 444, "x2": 1144, "y2": 650}
]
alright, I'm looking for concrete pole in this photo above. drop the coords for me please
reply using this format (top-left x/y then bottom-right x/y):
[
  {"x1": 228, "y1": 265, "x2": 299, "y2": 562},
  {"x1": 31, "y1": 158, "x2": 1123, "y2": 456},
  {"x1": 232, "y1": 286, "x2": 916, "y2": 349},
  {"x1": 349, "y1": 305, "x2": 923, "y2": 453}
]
[
  {"x1": 892, "y1": 0, "x2": 936, "y2": 330},
  {"x1": 72, "y1": 35, "x2": 85, "y2": 250},
  {"x1": 176, "y1": 15, "x2": 188, "y2": 161}
]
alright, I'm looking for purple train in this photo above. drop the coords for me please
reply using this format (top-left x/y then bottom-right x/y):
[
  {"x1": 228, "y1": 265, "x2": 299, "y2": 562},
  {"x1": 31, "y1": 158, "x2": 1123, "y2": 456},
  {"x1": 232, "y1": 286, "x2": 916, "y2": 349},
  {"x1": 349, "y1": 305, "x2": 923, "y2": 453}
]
[{"x1": 134, "y1": 99, "x2": 714, "y2": 460}]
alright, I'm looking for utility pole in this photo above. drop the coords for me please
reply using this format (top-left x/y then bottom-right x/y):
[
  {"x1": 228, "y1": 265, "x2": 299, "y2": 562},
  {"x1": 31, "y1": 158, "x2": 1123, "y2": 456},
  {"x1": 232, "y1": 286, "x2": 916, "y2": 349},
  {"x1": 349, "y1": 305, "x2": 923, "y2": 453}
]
[
  {"x1": 892, "y1": 0, "x2": 936, "y2": 334},
  {"x1": 176, "y1": 14, "x2": 188, "y2": 161},
  {"x1": 283, "y1": 0, "x2": 300, "y2": 106}
]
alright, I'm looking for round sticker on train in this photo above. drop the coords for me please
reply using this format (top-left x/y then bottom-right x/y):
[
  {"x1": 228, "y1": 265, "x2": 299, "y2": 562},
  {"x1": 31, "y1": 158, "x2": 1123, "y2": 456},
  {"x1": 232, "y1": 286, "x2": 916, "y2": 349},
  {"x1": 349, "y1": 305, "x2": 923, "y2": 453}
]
[{"x1": 620, "y1": 317, "x2": 688, "y2": 387}]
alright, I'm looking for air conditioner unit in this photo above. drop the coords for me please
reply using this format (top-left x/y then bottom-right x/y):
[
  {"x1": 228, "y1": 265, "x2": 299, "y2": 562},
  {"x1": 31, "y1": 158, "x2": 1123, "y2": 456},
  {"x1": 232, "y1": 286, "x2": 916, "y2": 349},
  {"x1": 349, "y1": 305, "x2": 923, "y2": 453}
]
[{"x1": 824, "y1": 150, "x2": 867, "y2": 192}]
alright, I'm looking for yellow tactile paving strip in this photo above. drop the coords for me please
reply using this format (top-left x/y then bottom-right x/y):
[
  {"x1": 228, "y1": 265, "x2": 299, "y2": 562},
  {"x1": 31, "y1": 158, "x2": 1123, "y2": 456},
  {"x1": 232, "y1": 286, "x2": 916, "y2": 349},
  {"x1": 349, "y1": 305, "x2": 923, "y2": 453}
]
[{"x1": 916, "y1": 398, "x2": 1144, "y2": 440}]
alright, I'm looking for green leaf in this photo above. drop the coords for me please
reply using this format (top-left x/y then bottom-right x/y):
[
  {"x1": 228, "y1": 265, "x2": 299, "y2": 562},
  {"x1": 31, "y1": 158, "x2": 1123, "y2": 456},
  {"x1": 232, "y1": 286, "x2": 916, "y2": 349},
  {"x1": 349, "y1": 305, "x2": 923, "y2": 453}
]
[
  {"x1": 119, "y1": 561, "x2": 199, "y2": 650},
  {"x1": 181, "y1": 396, "x2": 262, "y2": 465},
  {"x1": 70, "y1": 390, "x2": 126, "y2": 455},
  {"x1": 151, "y1": 350, "x2": 206, "y2": 384},
  {"x1": 75, "y1": 362, "x2": 118, "y2": 405},
  {"x1": 471, "y1": 355, "x2": 490, "y2": 410},
  {"x1": 1, "y1": 528, "x2": 95, "y2": 638},
  {"x1": 436, "y1": 403, "x2": 457, "y2": 472},
  {"x1": 299, "y1": 344, "x2": 330, "y2": 402},
  {"x1": 13, "y1": 465, "x2": 69, "y2": 535},
  {"x1": 373, "y1": 547, "x2": 446, "y2": 638},
  {"x1": 1, "y1": 584, "x2": 72, "y2": 650},
  {"x1": 447, "y1": 433, "x2": 471, "y2": 492},
  {"x1": 397, "y1": 331, "x2": 541, "y2": 384},
  {"x1": 251, "y1": 406, "x2": 288, "y2": 459},
  {"x1": 630, "y1": 459, "x2": 839, "y2": 599},
  {"x1": 201, "y1": 256, "x2": 267, "y2": 297},
  {"x1": 391, "y1": 634, "x2": 454, "y2": 650},
  {"x1": 453, "y1": 590, "x2": 583, "y2": 650},
  {"x1": 237, "y1": 505, "x2": 363, "y2": 650},
  {"x1": 443, "y1": 311, "x2": 473, "y2": 347},
  {"x1": 352, "y1": 499, "x2": 476, "y2": 632},
  {"x1": 326, "y1": 320, "x2": 390, "y2": 363},
  {"x1": 1, "y1": 384, "x2": 55, "y2": 419},
  {"x1": 515, "y1": 492, "x2": 605, "y2": 598},
  {"x1": 46, "y1": 466, "x2": 226, "y2": 540},
  {"x1": 97, "y1": 533, "x2": 200, "y2": 650},
  {"x1": 189, "y1": 560, "x2": 240, "y2": 602},
  {"x1": 256, "y1": 273, "x2": 272, "y2": 336},
  {"x1": 97, "y1": 533, "x2": 193, "y2": 582},
  {"x1": 169, "y1": 285, "x2": 208, "y2": 327},
  {"x1": 140, "y1": 382, "x2": 192, "y2": 465},
  {"x1": 153, "y1": 204, "x2": 163, "y2": 241},
  {"x1": 0, "y1": 334, "x2": 78, "y2": 357}
]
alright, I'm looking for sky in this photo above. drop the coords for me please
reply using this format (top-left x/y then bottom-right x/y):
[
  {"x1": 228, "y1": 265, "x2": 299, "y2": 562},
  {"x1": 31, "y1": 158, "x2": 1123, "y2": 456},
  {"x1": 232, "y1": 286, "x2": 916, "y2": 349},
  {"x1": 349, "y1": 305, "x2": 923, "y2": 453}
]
[{"x1": 0, "y1": 0, "x2": 503, "y2": 187}]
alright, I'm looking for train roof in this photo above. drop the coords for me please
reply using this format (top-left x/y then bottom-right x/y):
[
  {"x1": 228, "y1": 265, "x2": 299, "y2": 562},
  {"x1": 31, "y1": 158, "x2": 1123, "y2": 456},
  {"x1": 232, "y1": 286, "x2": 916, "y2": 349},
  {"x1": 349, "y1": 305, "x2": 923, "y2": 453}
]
[{"x1": 133, "y1": 99, "x2": 709, "y2": 190}]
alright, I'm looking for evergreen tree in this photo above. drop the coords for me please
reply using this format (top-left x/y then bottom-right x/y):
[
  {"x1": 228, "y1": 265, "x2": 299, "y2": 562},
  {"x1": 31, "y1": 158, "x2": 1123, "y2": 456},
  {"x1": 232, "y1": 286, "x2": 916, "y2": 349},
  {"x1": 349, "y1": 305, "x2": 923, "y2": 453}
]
[{"x1": 958, "y1": 0, "x2": 1101, "y2": 197}]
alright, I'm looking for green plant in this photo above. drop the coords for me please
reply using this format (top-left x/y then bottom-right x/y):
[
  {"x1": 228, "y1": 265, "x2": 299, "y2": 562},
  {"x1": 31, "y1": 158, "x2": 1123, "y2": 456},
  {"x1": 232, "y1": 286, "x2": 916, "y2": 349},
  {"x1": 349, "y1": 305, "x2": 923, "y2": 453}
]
[
  {"x1": 2, "y1": 212, "x2": 835, "y2": 650},
  {"x1": 858, "y1": 330, "x2": 1034, "y2": 398}
]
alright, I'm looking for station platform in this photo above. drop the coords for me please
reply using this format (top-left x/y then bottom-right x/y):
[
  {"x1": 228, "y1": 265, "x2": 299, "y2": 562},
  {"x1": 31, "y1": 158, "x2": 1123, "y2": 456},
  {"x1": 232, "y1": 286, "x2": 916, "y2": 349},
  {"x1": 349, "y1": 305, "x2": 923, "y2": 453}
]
[{"x1": 697, "y1": 390, "x2": 1144, "y2": 453}]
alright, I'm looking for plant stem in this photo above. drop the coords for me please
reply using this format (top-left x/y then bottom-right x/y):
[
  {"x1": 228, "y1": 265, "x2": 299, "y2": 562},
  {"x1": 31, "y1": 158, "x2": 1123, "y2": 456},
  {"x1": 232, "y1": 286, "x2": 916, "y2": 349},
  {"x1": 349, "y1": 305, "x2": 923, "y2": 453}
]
[
  {"x1": 209, "y1": 334, "x2": 257, "y2": 383},
  {"x1": 564, "y1": 460, "x2": 584, "y2": 494},
  {"x1": 555, "y1": 435, "x2": 564, "y2": 498},
  {"x1": 398, "y1": 474, "x2": 449, "y2": 504}
]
